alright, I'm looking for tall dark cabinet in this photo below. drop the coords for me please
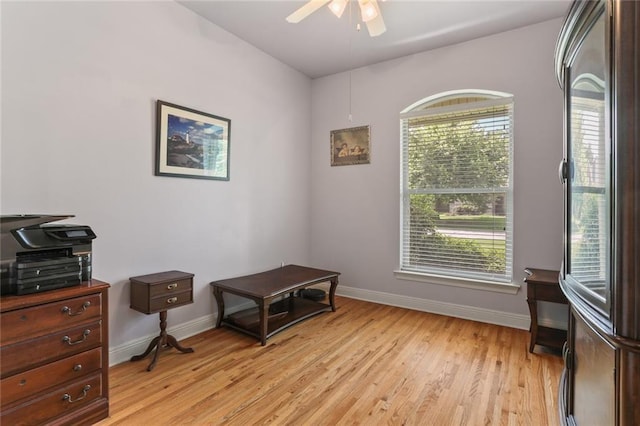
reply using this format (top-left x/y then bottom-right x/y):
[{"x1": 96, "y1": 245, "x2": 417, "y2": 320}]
[{"x1": 555, "y1": 0, "x2": 639, "y2": 425}]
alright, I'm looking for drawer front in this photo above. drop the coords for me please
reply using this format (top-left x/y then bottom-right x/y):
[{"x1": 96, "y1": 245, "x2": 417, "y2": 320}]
[
  {"x1": 149, "y1": 290, "x2": 192, "y2": 312},
  {"x1": 149, "y1": 278, "x2": 192, "y2": 298},
  {"x1": 0, "y1": 372, "x2": 102, "y2": 426},
  {"x1": 1, "y1": 321, "x2": 102, "y2": 378},
  {"x1": 0, "y1": 293, "x2": 102, "y2": 345},
  {"x1": 1, "y1": 347, "x2": 101, "y2": 407}
]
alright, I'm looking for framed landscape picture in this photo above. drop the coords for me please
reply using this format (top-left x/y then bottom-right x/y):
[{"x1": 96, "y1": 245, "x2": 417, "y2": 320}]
[
  {"x1": 330, "y1": 125, "x2": 370, "y2": 166},
  {"x1": 155, "y1": 100, "x2": 230, "y2": 180}
]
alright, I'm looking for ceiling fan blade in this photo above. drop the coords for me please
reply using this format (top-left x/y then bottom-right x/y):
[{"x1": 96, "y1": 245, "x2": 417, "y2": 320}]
[
  {"x1": 365, "y1": 0, "x2": 386, "y2": 36},
  {"x1": 286, "y1": 0, "x2": 331, "y2": 23}
]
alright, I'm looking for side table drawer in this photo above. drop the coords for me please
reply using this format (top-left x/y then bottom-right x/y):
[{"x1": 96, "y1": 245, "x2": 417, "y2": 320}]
[
  {"x1": 149, "y1": 291, "x2": 192, "y2": 313},
  {"x1": 149, "y1": 278, "x2": 192, "y2": 298},
  {"x1": 1, "y1": 347, "x2": 101, "y2": 407}
]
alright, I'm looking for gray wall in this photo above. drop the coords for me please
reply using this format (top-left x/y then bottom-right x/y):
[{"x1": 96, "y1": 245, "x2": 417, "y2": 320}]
[
  {"x1": 1, "y1": 1, "x2": 312, "y2": 352},
  {"x1": 309, "y1": 19, "x2": 565, "y2": 322}
]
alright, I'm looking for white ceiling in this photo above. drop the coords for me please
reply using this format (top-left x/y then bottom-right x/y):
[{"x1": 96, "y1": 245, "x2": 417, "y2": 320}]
[{"x1": 178, "y1": 0, "x2": 571, "y2": 79}]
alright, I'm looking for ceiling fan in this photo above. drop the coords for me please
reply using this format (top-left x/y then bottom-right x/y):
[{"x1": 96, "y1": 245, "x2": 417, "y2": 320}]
[{"x1": 286, "y1": 0, "x2": 386, "y2": 37}]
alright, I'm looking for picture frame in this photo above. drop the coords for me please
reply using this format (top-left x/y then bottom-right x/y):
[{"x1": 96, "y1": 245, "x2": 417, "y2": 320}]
[
  {"x1": 330, "y1": 125, "x2": 370, "y2": 166},
  {"x1": 155, "y1": 100, "x2": 230, "y2": 181}
]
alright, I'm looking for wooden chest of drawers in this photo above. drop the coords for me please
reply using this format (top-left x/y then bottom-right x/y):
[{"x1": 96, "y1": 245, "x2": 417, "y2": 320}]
[{"x1": 0, "y1": 280, "x2": 110, "y2": 425}]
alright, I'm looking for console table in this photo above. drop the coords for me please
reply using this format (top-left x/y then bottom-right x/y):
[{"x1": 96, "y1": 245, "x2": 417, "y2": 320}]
[
  {"x1": 210, "y1": 265, "x2": 340, "y2": 345},
  {"x1": 129, "y1": 271, "x2": 195, "y2": 371},
  {"x1": 525, "y1": 268, "x2": 568, "y2": 353}
]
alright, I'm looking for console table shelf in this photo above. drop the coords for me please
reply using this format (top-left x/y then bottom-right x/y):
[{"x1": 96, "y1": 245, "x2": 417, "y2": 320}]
[{"x1": 224, "y1": 296, "x2": 332, "y2": 341}]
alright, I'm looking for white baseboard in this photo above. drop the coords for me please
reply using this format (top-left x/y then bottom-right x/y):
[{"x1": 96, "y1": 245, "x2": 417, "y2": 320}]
[
  {"x1": 336, "y1": 285, "x2": 532, "y2": 330},
  {"x1": 109, "y1": 286, "x2": 565, "y2": 366}
]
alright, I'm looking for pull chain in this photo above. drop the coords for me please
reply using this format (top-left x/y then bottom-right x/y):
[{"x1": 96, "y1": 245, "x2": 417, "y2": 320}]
[{"x1": 348, "y1": 1, "x2": 355, "y2": 122}]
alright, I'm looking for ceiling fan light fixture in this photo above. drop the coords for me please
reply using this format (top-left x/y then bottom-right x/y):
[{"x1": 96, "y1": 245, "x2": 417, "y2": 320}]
[
  {"x1": 358, "y1": 0, "x2": 378, "y2": 23},
  {"x1": 286, "y1": 0, "x2": 330, "y2": 23},
  {"x1": 328, "y1": 0, "x2": 348, "y2": 18},
  {"x1": 286, "y1": 0, "x2": 386, "y2": 37}
]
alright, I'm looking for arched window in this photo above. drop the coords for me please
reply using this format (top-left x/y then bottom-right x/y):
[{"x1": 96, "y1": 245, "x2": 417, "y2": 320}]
[{"x1": 399, "y1": 90, "x2": 514, "y2": 284}]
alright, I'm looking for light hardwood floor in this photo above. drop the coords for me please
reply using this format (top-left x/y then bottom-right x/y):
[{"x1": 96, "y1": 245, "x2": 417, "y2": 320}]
[{"x1": 96, "y1": 296, "x2": 563, "y2": 426}]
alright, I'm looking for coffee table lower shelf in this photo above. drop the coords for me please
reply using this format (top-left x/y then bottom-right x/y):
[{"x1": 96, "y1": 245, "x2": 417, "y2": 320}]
[{"x1": 222, "y1": 296, "x2": 331, "y2": 342}]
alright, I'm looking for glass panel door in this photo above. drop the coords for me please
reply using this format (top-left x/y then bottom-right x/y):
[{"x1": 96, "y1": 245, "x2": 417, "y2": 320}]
[{"x1": 566, "y1": 12, "x2": 610, "y2": 316}]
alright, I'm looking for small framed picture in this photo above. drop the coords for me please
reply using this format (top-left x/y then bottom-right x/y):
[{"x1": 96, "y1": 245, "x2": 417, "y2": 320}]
[
  {"x1": 330, "y1": 125, "x2": 370, "y2": 166},
  {"x1": 155, "y1": 100, "x2": 230, "y2": 180}
]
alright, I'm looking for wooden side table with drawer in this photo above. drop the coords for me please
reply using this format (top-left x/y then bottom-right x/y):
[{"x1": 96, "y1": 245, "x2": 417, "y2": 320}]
[
  {"x1": 129, "y1": 270, "x2": 194, "y2": 371},
  {"x1": 525, "y1": 267, "x2": 568, "y2": 353}
]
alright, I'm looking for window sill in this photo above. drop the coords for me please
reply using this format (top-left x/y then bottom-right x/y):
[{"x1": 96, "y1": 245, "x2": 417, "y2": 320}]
[{"x1": 394, "y1": 270, "x2": 521, "y2": 294}]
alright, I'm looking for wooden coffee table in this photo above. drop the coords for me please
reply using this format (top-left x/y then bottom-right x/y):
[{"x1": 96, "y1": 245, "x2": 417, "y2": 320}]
[{"x1": 210, "y1": 265, "x2": 340, "y2": 345}]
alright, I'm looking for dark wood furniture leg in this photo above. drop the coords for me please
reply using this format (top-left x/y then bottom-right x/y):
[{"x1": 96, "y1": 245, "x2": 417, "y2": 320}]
[
  {"x1": 214, "y1": 286, "x2": 225, "y2": 328},
  {"x1": 259, "y1": 298, "x2": 270, "y2": 346},
  {"x1": 329, "y1": 277, "x2": 339, "y2": 311},
  {"x1": 130, "y1": 310, "x2": 194, "y2": 371},
  {"x1": 527, "y1": 298, "x2": 538, "y2": 353}
]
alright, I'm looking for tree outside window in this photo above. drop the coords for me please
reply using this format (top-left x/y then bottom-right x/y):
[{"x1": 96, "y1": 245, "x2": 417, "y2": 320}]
[{"x1": 400, "y1": 91, "x2": 514, "y2": 283}]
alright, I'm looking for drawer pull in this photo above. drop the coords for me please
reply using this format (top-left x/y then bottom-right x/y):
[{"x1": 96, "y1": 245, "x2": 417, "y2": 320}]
[
  {"x1": 62, "y1": 385, "x2": 91, "y2": 403},
  {"x1": 167, "y1": 283, "x2": 178, "y2": 290},
  {"x1": 61, "y1": 301, "x2": 91, "y2": 316},
  {"x1": 73, "y1": 364, "x2": 83, "y2": 372},
  {"x1": 62, "y1": 329, "x2": 91, "y2": 345},
  {"x1": 167, "y1": 297, "x2": 178, "y2": 304}
]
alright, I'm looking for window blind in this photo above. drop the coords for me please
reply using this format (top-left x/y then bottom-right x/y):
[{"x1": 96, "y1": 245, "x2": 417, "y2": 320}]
[
  {"x1": 569, "y1": 94, "x2": 608, "y2": 287},
  {"x1": 400, "y1": 96, "x2": 514, "y2": 283}
]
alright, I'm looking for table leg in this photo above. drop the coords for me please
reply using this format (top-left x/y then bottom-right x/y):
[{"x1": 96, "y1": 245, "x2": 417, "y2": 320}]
[
  {"x1": 329, "y1": 277, "x2": 338, "y2": 312},
  {"x1": 527, "y1": 298, "x2": 538, "y2": 353},
  {"x1": 130, "y1": 310, "x2": 194, "y2": 371},
  {"x1": 166, "y1": 334, "x2": 194, "y2": 353},
  {"x1": 146, "y1": 339, "x2": 163, "y2": 372},
  {"x1": 258, "y1": 299, "x2": 270, "y2": 346},
  {"x1": 130, "y1": 335, "x2": 161, "y2": 362},
  {"x1": 213, "y1": 286, "x2": 225, "y2": 328}
]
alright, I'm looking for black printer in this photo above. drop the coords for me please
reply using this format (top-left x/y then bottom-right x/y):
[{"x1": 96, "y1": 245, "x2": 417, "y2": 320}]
[{"x1": 0, "y1": 215, "x2": 96, "y2": 295}]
